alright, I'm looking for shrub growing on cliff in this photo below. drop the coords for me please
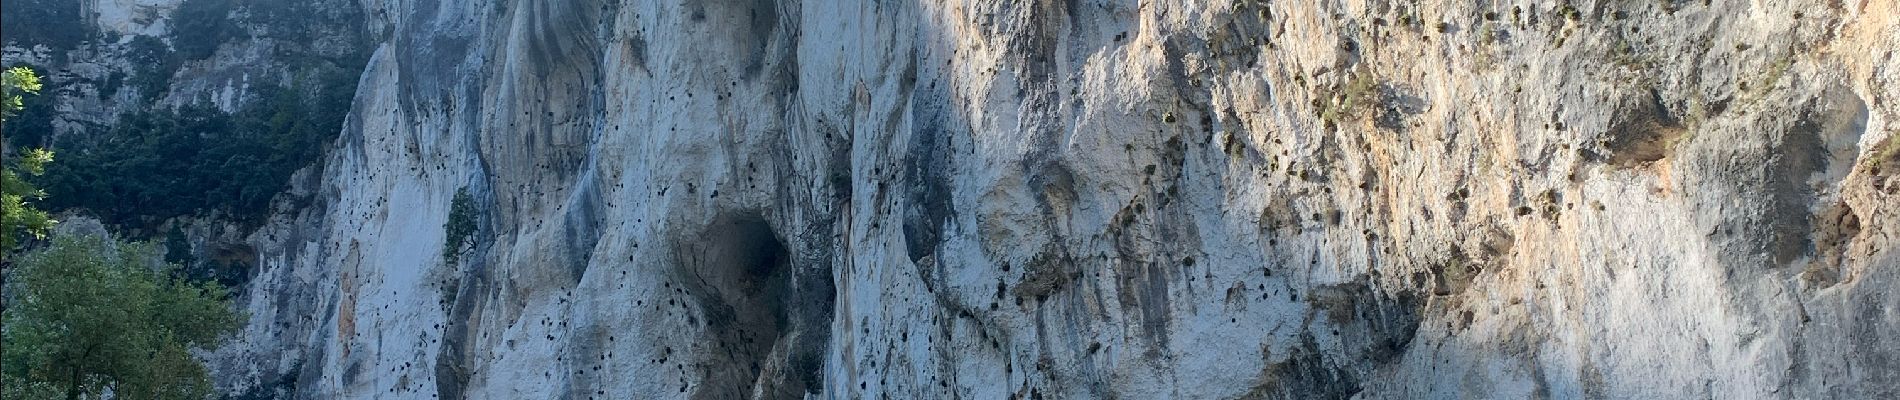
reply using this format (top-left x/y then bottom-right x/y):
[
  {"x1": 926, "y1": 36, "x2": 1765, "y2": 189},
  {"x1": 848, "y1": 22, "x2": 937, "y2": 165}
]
[
  {"x1": 1, "y1": 235, "x2": 241, "y2": 400},
  {"x1": 1865, "y1": 136, "x2": 1900, "y2": 172},
  {"x1": 1317, "y1": 71, "x2": 1380, "y2": 129},
  {"x1": 443, "y1": 188, "x2": 478, "y2": 263}
]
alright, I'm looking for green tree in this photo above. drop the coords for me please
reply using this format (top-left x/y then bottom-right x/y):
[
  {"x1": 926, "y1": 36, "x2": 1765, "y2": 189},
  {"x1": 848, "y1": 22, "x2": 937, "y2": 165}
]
[
  {"x1": 2, "y1": 235, "x2": 241, "y2": 400},
  {"x1": 3, "y1": 66, "x2": 55, "y2": 254},
  {"x1": 2, "y1": 66, "x2": 43, "y2": 119},
  {"x1": 2, "y1": 67, "x2": 58, "y2": 148},
  {"x1": 443, "y1": 187, "x2": 478, "y2": 262}
]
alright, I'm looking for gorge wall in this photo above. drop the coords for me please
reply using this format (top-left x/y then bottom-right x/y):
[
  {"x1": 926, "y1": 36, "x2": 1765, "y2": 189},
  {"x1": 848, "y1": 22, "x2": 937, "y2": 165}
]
[{"x1": 10, "y1": 0, "x2": 1900, "y2": 398}]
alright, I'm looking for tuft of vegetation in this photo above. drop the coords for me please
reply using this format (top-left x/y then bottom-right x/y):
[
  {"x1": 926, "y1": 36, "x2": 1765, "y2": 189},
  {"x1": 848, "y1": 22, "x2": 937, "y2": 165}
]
[
  {"x1": 1864, "y1": 135, "x2": 1900, "y2": 172},
  {"x1": 1747, "y1": 54, "x2": 1795, "y2": 98},
  {"x1": 1549, "y1": 5, "x2": 1585, "y2": 47},
  {"x1": 1560, "y1": 5, "x2": 1583, "y2": 21},
  {"x1": 2, "y1": 234, "x2": 242, "y2": 400},
  {"x1": 442, "y1": 188, "x2": 479, "y2": 263},
  {"x1": 1607, "y1": 37, "x2": 1654, "y2": 72},
  {"x1": 1473, "y1": 25, "x2": 1506, "y2": 71},
  {"x1": 1316, "y1": 72, "x2": 1381, "y2": 130}
]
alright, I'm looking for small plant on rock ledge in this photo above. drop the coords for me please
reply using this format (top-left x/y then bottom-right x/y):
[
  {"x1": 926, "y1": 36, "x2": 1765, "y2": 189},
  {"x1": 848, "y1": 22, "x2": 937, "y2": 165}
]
[
  {"x1": 443, "y1": 187, "x2": 479, "y2": 263},
  {"x1": 1316, "y1": 71, "x2": 1381, "y2": 130},
  {"x1": 1864, "y1": 135, "x2": 1900, "y2": 174}
]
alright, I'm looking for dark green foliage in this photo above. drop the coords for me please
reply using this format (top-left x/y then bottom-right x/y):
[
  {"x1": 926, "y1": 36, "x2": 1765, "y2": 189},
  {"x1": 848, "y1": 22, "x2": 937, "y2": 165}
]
[
  {"x1": 124, "y1": 35, "x2": 181, "y2": 100},
  {"x1": 0, "y1": 0, "x2": 91, "y2": 50},
  {"x1": 170, "y1": 0, "x2": 239, "y2": 60},
  {"x1": 245, "y1": 1, "x2": 358, "y2": 46},
  {"x1": 443, "y1": 188, "x2": 479, "y2": 262},
  {"x1": 164, "y1": 226, "x2": 194, "y2": 266},
  {"x1": 37, "y1": 68, "x2": 359, "y2": 229},
  {"x1": 2, "y1": 234, "x2": 241, "y2": 400},
  {"x1": 43, "y1": 104, "x2": 232, "y2": 225},
  {"x1": 5, "y1": 38, "x2": 170, "y2": 150},
  {"x1": 100, "y1": 71, "x2": 125, "y2": 97},
  {"x1": 172, "y1": 0, "x2": 367, "y2": 62},
  {"x1": 2, "y1": 1, "x2": 370, "y2": 241},
  {"x1": 0, "y1": 65, "x2": 54, "y2": 148}
]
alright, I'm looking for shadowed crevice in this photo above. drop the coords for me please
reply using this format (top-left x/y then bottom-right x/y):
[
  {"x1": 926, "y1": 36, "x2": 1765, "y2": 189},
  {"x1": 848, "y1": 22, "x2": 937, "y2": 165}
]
[{"x1": 672, "y1": 211, "x2": 830, "y2": 400}]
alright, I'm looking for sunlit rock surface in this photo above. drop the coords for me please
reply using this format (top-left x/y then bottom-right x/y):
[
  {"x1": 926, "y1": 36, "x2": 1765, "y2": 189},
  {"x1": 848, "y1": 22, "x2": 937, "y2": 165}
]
[{"x1": 18, "y1": 0, "x2": 1900, "y2": 398}]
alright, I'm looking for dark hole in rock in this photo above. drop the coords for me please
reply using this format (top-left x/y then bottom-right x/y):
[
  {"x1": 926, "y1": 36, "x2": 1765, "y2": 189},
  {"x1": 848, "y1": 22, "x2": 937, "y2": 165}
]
[{"x1": 672, "y1": 212, "x2": 831, "y2": 400}]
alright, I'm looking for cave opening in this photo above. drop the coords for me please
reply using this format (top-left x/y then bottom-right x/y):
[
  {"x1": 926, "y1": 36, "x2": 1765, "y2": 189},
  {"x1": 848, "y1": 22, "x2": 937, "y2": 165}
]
[{"x1": 673, "y1": 211, "x2": 829, "y2": 399}]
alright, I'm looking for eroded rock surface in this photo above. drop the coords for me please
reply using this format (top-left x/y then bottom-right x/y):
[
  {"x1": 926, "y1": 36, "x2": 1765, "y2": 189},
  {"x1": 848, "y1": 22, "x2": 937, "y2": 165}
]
[{"x1": 22, "y1": 0, "x2": 1900, "y2": 398}]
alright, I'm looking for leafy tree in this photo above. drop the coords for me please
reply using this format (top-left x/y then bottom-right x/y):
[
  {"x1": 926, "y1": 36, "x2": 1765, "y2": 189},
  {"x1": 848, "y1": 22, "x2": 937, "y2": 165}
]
[
  {"x1": 2, "y1": 235, "x2": 241, "y2": 400},
  {"x1": 0, "y1": 148, "x2": 54, "y2": 254},
  {"x1": 443, "y1": 188, "x2": 478, "y2": 262},
  {"x1": 3, "y1": 66, "x2": 55, "y2": 254},
  {"x1": 2, "y1": 66, "x2": 42, "y2": 118},
  {"x1": 0, "y1": 67, "x2": 56, "y2": 148}
]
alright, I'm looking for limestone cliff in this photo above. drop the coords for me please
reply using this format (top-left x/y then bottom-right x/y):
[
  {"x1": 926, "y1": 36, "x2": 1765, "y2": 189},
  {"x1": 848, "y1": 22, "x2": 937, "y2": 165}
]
[{"x1": 15, "y1": 0, "x2": 1900, "y2": 398}]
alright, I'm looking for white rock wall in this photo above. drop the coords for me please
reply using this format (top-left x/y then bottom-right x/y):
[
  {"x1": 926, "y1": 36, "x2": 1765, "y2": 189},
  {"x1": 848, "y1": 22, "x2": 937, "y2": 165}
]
[
  {"x1": 209, "y1": 0, "x2": 1900, "y2": 399},
  {"x1": 87, "y1": 0, "x2": 182, "y2": 39}
]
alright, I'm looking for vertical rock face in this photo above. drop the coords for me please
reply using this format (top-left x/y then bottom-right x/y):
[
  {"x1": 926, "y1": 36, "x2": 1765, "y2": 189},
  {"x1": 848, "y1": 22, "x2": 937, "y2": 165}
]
[{"x1": 174, "y1": 0, "x2": 1899, "y2": 398}]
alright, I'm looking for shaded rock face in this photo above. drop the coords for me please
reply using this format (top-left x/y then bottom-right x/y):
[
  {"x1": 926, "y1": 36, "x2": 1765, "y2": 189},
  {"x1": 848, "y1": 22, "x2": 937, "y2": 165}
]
[{"x1": 179, "y1": 0, "x2": 1900, "y2": 399}]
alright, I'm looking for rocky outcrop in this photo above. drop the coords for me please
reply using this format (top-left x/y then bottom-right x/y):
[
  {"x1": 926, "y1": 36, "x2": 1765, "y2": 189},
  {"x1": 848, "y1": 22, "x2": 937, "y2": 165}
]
[
  {"x1": 19, "y1": 0, "x2": 1900, "y2": 398},
  {"x1": 1, "y1": 0, "x2": 366, "y2": 144}
]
